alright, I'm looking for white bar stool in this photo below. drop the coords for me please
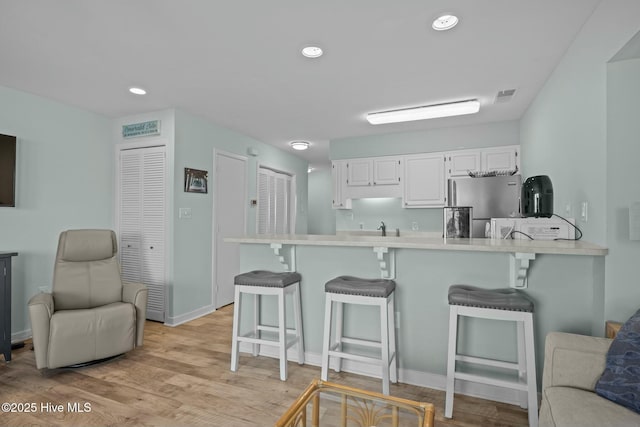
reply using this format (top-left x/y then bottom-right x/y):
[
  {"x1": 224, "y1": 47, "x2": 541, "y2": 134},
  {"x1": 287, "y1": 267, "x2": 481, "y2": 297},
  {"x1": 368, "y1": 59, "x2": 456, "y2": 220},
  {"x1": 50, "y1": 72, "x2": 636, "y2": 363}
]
[
  {"x1": 320, "y1": 275, "x2": 397, "y2": 395},
  {"x1": 230, "y1": 270, "x2": 304, "y2": 381},
  {"x1": 445, "y1": 284, "x2": 538, "y2": 427}
]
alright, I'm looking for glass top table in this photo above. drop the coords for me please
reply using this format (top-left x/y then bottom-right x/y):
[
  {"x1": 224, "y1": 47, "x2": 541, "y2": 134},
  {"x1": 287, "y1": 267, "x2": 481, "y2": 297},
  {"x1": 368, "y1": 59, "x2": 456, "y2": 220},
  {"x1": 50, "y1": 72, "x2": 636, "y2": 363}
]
[{"x1": 275, "y1": 379, "x2": 435, "y2": 427}]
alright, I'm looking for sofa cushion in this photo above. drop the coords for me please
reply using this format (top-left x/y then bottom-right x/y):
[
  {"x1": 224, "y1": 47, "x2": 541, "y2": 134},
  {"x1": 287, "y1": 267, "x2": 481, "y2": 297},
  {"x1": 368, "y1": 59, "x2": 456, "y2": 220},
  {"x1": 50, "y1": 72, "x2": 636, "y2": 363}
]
[
  {"x1": 542, "y1": 386, "x2": 640, "y2": 427},
  {"x1": 595, "y1": 309, "x2": 640, "y2": 414}
]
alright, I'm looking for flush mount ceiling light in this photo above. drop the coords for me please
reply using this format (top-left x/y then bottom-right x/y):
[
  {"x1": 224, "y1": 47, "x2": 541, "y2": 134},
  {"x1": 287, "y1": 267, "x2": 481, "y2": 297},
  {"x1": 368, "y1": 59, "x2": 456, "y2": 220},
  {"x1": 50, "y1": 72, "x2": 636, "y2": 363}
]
[
  {"x1": 432, "y1": 14, "x2": 459, "y2": 31},
  {"x1": 301, "y1": 46, "x2": 323, "y2": 58},
  {"x1": 129, "y1": 87, "x2": 147, "y2": 95},
  {"x1": 290, "y1": 141, "x2": 310, "y2": 150},
  {"x1": 366, "y1": 99, "x2": 480, "y2": 125}
]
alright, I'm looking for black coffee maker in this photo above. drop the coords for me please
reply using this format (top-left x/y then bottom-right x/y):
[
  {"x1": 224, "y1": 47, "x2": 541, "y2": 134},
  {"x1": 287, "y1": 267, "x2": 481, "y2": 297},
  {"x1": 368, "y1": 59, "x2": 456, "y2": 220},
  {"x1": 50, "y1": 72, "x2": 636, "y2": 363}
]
[{"x1": 522, "y1": 175, "x2": 553, "y2": 217}]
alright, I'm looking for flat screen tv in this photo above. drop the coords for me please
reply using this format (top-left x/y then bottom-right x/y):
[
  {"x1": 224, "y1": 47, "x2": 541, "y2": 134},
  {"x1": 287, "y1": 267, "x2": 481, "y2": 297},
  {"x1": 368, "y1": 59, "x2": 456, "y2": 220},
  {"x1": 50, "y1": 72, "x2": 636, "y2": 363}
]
[{"x1": 0, "y1": 133, "x2": 16, "y2": 207}]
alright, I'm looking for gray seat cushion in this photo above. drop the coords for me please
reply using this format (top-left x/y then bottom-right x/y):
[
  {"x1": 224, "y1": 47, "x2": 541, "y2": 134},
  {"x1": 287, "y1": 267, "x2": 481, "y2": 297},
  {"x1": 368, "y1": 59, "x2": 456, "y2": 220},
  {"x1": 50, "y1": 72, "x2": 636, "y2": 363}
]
[
  {"x1": 448, "y1": 284, "x2": 534, "y2": 312},
  {"x1": 325, "y1": 276, "x2": 396, "y2": 298},
  {"x1": 234, "y1": 270, "x2": 301, "y2": 288}
]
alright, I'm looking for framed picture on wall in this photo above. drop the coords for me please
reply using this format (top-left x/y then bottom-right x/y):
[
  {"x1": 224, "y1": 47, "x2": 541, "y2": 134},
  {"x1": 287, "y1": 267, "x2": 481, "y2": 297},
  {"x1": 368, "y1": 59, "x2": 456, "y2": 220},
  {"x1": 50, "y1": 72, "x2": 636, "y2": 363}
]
[
  {"x1": 184, "y1": 168, "x2": 208, "y2": 193},
  {"x1": 443, "y1": 206, "x2": 472, "y2": 239}
]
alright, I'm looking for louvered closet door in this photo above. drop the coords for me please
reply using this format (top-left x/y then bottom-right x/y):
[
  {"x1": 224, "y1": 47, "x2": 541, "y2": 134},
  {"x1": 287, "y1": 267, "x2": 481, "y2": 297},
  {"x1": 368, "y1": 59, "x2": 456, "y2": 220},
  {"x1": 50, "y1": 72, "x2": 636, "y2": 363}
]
[{"x1": 119, "y1": 146, "x2": 166, "y2": 322}]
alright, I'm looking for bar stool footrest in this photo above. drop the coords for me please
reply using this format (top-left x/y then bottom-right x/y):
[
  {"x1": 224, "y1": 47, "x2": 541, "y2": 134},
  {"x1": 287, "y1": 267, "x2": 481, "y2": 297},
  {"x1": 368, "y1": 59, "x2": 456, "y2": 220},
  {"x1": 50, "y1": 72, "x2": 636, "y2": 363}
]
[
  {"x1": 454, "y1": 371, "x2": 528, "y2": 391},
  {"x1": 455, "y1": 354, "x2": 520, "y2": 371}
]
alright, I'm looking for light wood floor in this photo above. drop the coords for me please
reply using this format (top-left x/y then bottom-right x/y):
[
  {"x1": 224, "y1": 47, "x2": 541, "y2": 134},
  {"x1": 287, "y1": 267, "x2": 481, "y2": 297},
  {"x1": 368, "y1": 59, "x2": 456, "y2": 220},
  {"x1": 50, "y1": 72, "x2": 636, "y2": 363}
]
[{"x1": 0, "y1": 305, "x2": 529, "y2": 426}]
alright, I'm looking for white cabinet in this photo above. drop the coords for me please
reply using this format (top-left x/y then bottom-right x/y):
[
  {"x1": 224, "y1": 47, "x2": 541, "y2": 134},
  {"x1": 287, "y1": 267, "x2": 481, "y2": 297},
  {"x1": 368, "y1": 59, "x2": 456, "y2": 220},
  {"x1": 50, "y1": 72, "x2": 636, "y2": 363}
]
[
  {"x1": 331, "y1": 160, "x2": 351, "y2": 209},
  {"x1": 118, "y1": 146, "x2": 167, "y2": 322},
  {"x1": 482, "y1": 145, "x2": 519, "y2": 173},
  {"x1": 402, "y1": 153, "x2": 446, "y2": 208},
  {"x1": 446, "y1": 150, "x2": 481, "y2": 177},
  {"x1": 373, "y1": 157, "x2": 401, "y2": 185},
  {"x1": 347, "y1": 157, "x2": 401, "y2": 187}
]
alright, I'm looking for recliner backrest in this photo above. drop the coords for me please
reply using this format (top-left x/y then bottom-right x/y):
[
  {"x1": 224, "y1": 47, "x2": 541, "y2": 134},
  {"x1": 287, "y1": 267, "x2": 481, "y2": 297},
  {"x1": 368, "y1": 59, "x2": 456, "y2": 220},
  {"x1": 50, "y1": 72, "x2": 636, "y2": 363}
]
[{"x1": 52, "y1": 229, "x2": 123, "y2": 310}]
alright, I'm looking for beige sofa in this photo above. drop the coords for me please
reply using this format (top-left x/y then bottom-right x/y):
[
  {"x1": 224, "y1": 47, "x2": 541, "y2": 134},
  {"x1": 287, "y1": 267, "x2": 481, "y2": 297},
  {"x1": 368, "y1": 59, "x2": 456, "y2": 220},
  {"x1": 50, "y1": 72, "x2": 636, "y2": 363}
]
[
  {"x1": 28, "y1": 229, "x2": 147, "y2": 369},
  {"x1": 539, "y1": 332, "x2": 640, "y2": 427}
]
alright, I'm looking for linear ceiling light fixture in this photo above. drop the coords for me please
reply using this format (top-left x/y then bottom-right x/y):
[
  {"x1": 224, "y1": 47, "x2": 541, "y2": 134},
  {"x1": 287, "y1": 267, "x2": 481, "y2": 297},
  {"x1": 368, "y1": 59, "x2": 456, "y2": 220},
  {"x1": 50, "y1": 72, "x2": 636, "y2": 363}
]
[{"x1": 366, "y1": 99, "x2": 480, "y2": 125}]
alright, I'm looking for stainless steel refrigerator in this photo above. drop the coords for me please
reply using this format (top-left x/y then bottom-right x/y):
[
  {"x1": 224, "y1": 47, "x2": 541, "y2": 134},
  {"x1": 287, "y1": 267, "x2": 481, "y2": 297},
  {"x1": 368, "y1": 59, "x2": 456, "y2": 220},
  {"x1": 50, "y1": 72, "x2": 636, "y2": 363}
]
[{"x1": 447, "y1": 175, "x2": 522, "y2": 237}]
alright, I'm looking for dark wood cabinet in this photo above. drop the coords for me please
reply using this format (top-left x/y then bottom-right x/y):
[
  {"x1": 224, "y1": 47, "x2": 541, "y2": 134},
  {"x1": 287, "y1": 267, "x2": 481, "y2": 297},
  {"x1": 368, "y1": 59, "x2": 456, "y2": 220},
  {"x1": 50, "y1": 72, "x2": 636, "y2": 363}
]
[{"x1": 1, "y1": 252, "x2": 18, "y2": 362}]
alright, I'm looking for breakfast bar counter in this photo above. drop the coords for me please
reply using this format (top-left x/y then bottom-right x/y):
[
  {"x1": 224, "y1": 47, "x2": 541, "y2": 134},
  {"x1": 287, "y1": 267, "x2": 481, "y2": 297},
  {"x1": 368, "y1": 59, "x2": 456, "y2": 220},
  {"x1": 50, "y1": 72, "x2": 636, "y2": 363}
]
[{"x1": 226, "y1": 233, "x2": 607, "y2": 404}]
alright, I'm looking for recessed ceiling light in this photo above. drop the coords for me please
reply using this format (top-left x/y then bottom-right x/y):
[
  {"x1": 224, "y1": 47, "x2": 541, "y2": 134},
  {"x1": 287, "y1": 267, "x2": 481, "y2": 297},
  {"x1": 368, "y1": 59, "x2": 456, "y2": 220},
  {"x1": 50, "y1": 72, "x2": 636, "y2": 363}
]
[
  {"x1": 290, "y1": 141, "x2": 310, "y2": 150},
  {"x1": 366, "y1": 99, "x2": 480, "y2": 125},
  {"x1": 129, "y1": 87, "x2": 147, "y2": 95},
  {"x1": 432, "y1": 14, "x2": 459, "y2": 31},
  {"x1": 301, "y1": 46, "x2": 323, "y2": 58}
]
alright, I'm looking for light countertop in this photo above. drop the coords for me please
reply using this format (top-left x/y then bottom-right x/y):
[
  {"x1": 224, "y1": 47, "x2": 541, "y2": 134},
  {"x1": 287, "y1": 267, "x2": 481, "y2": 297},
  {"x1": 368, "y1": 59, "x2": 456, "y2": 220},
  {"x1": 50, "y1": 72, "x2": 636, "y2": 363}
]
[{"x1": 225, "y1": 234, "x2": 608, "y2": 256}]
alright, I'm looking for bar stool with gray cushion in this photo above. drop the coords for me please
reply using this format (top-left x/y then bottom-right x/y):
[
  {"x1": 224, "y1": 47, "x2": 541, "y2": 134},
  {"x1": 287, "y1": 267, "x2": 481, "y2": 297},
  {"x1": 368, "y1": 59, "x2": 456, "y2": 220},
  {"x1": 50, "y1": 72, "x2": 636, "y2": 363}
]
[
  {"x1": 321, "y1": 275, "x2": 397, "y2": 395},
  {"x1": 445, "y1": 284, "x2": 538, "y2": 427},
  {"x1": 230, "y1": 270, "x2": 304, "y2": 381}
]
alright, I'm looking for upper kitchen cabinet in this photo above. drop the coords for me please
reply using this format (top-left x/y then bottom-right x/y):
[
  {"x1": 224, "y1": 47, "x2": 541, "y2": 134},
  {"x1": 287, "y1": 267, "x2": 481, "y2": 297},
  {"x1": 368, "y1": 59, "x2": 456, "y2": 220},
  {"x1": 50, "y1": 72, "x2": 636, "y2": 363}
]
[
  {"x1": 481, "y1": 145, "x2": 519, "y2": 173},
  {"x1": 346, "y1": 157, "x2": 401, "y2": 187},
  {"x1": 373, "y1": 157, "x2": 401, "y2": 185},
  {"x1": 331, "y1": 160, "x2": 351, "y2": 209},
  {"x1": 402, "y1": 153, "x2": 446, "y2": 208},
  {"x1": 446, "y1": 145, "x2": 520, "y2": 178},
  {"x1": 446, "y1": 150, "x2": 481, "y2": 177},
  {"x1": 346, "y1": 158, "x2": 373, "y2": 186}
]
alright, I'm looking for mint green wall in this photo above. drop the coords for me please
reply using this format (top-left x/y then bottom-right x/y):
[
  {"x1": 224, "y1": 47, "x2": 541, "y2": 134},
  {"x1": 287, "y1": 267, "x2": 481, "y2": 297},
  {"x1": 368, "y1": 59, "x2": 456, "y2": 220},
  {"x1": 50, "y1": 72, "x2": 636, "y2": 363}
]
[
  {"x1": 520, "y1": 1, "x2": 640, "y2": 323},
  {"x1": 520, "y1": 1, "x2": 640, "y2": 247},
  {"x1": 606, "y1": 57, "x2": 640, "y2": 321},
  {"x1": 308, "y1": 169, "x2": 335, "y2": 235},
  {"x1": 0, "y1": 85, "x2": 113, "y2": 339},
  {"x1": 330, "y1": 121, "x2": 518, "y2": 159},
  {"x1": 336, "y1": 198, "x2": 442, "y2": 233},
  {"x1": 172, "y1": 109, "x2": 308, "y2": 318}
]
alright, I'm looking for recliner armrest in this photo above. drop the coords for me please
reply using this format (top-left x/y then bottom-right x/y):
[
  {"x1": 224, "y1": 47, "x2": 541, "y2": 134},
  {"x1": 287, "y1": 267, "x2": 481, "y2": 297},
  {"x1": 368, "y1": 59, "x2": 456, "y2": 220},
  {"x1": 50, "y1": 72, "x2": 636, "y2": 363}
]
[
  {"x1": 28, "y1": 292, "x2": 55, "y2": 369},
  {"x1": 542, "y1": 332, "x2": 612, "y2": 393},
  {"x1": 122, "y1": 282, "x2": 148, "y2": 347}
]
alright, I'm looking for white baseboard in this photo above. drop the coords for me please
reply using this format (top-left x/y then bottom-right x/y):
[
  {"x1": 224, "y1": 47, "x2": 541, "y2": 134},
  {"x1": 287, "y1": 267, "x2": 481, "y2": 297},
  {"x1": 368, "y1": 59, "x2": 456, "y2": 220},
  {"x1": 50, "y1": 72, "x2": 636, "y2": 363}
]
[
  {"x1": 12, "y1": 329, "x2": 32, "y2": 343},
  {"x1": 238, "y1": 343, "x2": 528, "y2": 406},
  {"x1": 165, "y1": 304, "x2": 216, "y2": 327}
]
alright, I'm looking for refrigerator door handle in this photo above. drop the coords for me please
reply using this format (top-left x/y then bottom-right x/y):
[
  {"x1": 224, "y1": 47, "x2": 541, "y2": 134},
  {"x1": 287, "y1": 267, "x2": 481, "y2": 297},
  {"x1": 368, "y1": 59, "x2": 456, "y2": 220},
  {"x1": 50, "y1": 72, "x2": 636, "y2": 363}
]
[{"x1": 451, "y1": 181, "x2": 456, "y2": 206}]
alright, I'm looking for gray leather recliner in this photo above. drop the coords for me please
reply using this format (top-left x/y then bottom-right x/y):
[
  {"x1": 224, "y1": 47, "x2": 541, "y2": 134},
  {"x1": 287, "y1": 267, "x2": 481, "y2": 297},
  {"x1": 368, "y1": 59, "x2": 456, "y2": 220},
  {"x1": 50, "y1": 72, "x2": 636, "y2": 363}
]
[{"x1": 28, "y1": 229, "x2": 148, "y2": 369}]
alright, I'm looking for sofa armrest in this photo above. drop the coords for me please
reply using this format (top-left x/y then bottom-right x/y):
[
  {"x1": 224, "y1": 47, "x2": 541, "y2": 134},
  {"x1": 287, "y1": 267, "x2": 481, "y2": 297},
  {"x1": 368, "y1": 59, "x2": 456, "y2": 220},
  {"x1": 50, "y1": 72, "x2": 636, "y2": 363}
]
[
  {"x1": 542, "y1": 332, "x2": 612, "y2": 393},
  {"x1": 28, "y1": 292, "x2": 54, "y2": 369},
  {"x1": 122, "y1": 282, "x2": 148, "y2": 347}
]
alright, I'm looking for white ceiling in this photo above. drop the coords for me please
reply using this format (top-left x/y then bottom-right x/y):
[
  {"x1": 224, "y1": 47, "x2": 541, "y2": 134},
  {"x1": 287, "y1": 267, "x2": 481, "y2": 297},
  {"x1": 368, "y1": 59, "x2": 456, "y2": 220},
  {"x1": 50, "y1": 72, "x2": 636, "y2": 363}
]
[{"x1": 0, "y1": 1, "x2": 602, "y2": 167}]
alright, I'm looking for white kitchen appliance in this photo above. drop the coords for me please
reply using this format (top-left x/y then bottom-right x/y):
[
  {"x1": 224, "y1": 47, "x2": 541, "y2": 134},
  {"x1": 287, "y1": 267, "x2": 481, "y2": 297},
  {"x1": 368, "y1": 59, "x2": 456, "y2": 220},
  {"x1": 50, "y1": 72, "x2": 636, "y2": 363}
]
[{"x1": 490, "y1": 217, "x2": 575, "y2": 240}]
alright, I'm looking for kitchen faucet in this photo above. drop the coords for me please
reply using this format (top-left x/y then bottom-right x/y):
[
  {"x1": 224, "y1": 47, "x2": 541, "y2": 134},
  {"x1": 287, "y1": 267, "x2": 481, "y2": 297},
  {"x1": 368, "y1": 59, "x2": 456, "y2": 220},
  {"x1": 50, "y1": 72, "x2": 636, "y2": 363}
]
[{"x1": 377, "y1": 221, "x2": 386, "y2": 237}]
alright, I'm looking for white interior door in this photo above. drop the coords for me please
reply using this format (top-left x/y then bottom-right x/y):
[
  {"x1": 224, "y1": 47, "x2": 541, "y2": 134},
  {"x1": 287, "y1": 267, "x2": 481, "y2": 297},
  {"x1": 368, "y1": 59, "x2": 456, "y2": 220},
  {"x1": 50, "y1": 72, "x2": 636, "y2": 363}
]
[{"x1": 214, "y1": 151, "x2": 247, "y2": 308}]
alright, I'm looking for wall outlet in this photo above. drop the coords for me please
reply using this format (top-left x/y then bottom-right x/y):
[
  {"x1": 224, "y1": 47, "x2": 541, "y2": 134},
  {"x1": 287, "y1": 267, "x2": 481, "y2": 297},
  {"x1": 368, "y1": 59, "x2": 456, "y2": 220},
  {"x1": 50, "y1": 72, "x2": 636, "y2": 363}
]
[
  {"x1": 179, "y1": 207, "x2": 192, "y2": 219},
  {"x1": 411, "y1": 222, "x2": 419, "y2": 231},
  {"x1": 38, "y1": 286, "x2": 49, "y2": 293}
]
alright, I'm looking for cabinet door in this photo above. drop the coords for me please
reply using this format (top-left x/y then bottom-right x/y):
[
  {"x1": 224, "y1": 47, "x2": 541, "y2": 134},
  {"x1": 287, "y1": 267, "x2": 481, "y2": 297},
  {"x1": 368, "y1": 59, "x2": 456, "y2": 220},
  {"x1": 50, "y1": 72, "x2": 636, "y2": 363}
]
[
  {"x1": 347, "y1": 159, "x2": 372, "y2": 186},
  {"x1": 482, "y1": 146, "x2": 519, "y2": 172},
  {"x1": 331, "y1": 161, "x2": 351, "y2": 209},
  {"x1": 403, "y1": 154, "x2": 446, "y2": 207},
  {"x1": 447, "y1": 150, "x2": 481, "y2": 177},
  {"x1": 373, "y1": 157, "x2": 401, "y2": 185}
]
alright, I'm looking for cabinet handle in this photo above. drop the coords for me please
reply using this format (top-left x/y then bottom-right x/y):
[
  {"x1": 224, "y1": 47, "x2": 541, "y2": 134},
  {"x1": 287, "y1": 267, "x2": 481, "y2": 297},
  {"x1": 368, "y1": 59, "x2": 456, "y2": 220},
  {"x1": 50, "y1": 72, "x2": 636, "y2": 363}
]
[
  {"x1": 127, "y1": 244, "x2": 131, "y2": 248},
  {"x1": 150, "y1": 246, "x2": 154, "y2": 250}
]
